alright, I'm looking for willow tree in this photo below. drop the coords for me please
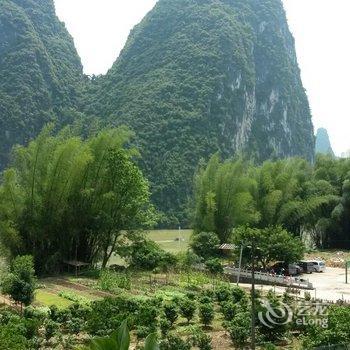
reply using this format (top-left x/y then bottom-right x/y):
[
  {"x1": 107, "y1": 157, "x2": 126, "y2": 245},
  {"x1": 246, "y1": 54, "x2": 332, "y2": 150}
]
[{"x1": 0, "y1": 125, "x2": 155, "y2": 273}]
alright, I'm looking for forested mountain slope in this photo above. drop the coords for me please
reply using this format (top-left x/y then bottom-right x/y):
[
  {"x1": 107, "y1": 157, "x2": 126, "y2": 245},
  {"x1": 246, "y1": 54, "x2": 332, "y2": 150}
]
[
  {"x1": 315, "y1": 128, "x2": 335, "y2": 157},
  {"x1": 85, "y1": 0, "x2": 315, "y2": 226},
  {"x1": 0, "y1": 0, "x2": 84, "y2": 167}
]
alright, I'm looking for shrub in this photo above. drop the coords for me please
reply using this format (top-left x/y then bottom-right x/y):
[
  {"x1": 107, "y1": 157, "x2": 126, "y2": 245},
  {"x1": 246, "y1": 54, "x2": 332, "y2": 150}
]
[
  {"x1": 205, "y1": 258, "x2": 224, "y2": 274},
  {"x1": 0, "y1": 323, "x2": 28, "y2": 350},
  {"x1": 179, "y1": 298, "x2": 196, "y2": 324},
  {"x1": 199, "y1": 295, "x2": 212, "y2": 305},
  {"x1": 199, "y1": 289, "x2": 215, "y2": 302},
  {"x1": 190, "y1": 232, "x2": 220, "y2": 259},
  {"x1": 136, "y1": 301, "x2": 159, "y2": 333},
  {"x1": 24, "y1": 318, "x2": 40, "y2": 339},
  {"x1": 220, "y1": 301, "x2": 239, "y2": 321},
  {"x1": 84, "y1": 319, "x2": 158, "y2": 350},
  {"x1": 160, "y1": 318, "x2": 172, "y2": 337},
  {"x1": 86, "y1": 296, "x2": 160, "y2": 336},
  {"x1": 68, "y1": 303, "x2": 91, "y2": 320},
  {"x1": 58, "y1": 290, "x2": 91, "y2": 305},
  {"x1": 163, "y1": 302, "x2": 178, "y2": 326},
  {"x1": 86, "y1": 297, "x2": 139, "y2": 335},
  {"x1": 66, "y1": 317, "x2": 82, "y2": 334},
  {"x1": 199, "y1": 303, "x2": 215, "y2": 327},
  {"x1": 123, "y1": 239, "x2": 177, "y2": 271},
  {"x1": 190, "y1": 327, "x2": 213, "y2": 350},
  {"x1": 44, "y1": 320, "x2": 58, "y2": 341},
  {"x1": 215, "y1": 284, "x2": 232, "y2": 303},
  {"x1": 99, "y1": 269, "x2": 131, "y2": 292},
  {"x1": 1, "y1": 255, "x2": 36, "y2": 308},
  {"x1": 159, "y1": 334, "x2": 191, "y2": 350},
  {"x1": 231, "y1": 286, "x2": 245, "y2": 303},
  {"x1": 226, "y1": 312, "x2": 251, "y2": 348}
]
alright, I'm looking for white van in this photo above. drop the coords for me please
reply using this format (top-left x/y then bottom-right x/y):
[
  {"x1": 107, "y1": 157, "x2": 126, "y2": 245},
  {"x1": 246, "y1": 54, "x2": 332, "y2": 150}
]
[{"x1": 311, "y1": 260, "x2": 326, "y2": 272}]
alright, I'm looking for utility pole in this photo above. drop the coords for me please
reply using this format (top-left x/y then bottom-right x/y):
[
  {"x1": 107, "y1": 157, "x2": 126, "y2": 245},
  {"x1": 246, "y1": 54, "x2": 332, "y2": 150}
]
[
  {"x1": 251, "y1": 241, "x2": 256, "y2": 350},
  {"x1": 346, "y1": 261, "x2": 349, "y2": 284},
  {"x1": 237, "y1": 244, "x2": 244, "y2": 286}
]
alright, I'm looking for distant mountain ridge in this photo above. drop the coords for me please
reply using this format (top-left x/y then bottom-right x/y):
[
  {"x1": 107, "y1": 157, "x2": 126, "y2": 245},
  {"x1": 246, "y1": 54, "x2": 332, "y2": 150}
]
[
  {"x1": 315, "y1": 128, "x2": 335, "y2": 156},
  {"x1": 84, "y1": 0, "x2": 315, "y2": 225},
  {"x1": 0, "y1": 0, "x2": 84, "y2": 166},
  {"x1": 0, "y1": 0, "x2": 315, "y2": 226}
]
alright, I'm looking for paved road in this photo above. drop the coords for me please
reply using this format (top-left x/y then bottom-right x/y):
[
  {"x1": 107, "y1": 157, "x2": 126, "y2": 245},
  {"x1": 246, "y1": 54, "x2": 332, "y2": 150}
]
[
  {"x1": 307, "y1": 267, "x2": 350, "y2": 302},
  {"x1": 238, "y1": 267, "x2": 350, "y2": 302}
]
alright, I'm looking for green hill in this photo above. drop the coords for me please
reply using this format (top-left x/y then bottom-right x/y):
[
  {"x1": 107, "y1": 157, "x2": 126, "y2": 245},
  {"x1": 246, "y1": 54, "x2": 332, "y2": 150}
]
[
  {"x1": 0, "y1": 0, "x2": 84, "y2": 166},
  {"x1": 85, "y1": 0, "x2": 314, "y2": 226},
  {"x1": 315, "y1": 128, "x2": 335, "y2": 157}
]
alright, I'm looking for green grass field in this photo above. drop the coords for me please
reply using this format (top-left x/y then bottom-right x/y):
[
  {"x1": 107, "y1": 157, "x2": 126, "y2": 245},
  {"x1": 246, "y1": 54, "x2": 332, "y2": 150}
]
[
  {"x1": 147, "y1": 229, "x2": 192, "y2": 253},
  {"x1": 35, "y1": 290, "x2": 73, "y2": 309},
  {"x1": 108, "y1": 229, "x2": 192, "y2": 266}
]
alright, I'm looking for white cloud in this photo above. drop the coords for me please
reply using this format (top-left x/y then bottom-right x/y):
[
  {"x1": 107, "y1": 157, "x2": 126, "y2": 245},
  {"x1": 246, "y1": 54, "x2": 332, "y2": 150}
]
[{"x1": 54, "y1": 0, "x2": 350, "y2": 155}]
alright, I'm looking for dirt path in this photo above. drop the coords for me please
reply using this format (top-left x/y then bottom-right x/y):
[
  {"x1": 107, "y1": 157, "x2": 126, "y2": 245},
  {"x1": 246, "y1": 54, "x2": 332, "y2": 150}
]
[{"x1": 42, "y1": 277, "x2": 114, "y2": 298}]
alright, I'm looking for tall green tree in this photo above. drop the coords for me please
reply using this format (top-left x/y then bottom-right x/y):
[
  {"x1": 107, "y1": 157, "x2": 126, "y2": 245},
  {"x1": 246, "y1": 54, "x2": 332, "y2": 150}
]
[
  {"x1": 0, "y1": 125, "x2": 155, "y2": 273},
  {"x1": 1, "y1": 255, "x2": 36, "y2": 311},
  {"x1": 193, "y1": 155, "x2": 338, "y2": 244},
  {"x1": 193, "y1": 154, "x2": 259, "y2": 243},
  {"x1": 232, "y1": 226, "x2": 304, "y2": 270}
]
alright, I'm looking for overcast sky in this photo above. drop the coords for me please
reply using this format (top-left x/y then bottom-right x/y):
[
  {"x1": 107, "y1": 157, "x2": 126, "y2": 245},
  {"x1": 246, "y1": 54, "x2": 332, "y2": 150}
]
[{"x1": 54, "y1": 0, "x2": 350, "y2": 156}]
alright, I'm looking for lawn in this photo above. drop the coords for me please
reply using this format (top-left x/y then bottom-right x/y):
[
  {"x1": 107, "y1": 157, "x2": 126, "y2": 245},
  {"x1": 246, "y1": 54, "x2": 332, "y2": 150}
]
[
  {"x1": 108, "y1": 229, "x2": 192, "y2": 265},
  {"x1": 35, "y1": 289, "x2": 73, "y2": 309},
  {"x1": 147, "y1": 229, "x2": 192, "y2": 253}
]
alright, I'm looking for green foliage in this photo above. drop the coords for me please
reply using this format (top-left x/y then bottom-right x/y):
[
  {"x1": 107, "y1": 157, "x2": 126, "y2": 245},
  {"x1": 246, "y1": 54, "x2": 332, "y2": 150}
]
[
  {"x1": 121, "y1": 238, "x2": 176, "y2": 272},
  {"x1": 58, "y1": 291, "x2": 91, "y2": 306},
  {"x1": 163, "y1": 302, "x2": 178, "y2": 326},
  {"x1": 99, "y1": 270, "x2": 131, "y2": 293},
  {"x1": 215, "y1": 284, "x2": 235, "y2": 304},
  {"x1": 1, "y1": 255, "x2": 36, "y2": 307},
  {"x1": 176, "y1": 251, "x2": 201, "y2": 272},
  {"x1": 160, "y1": 318, "x2": 172, "y2": 337},
  {"x1": 159, "y1": 334, "x2": 190, "y2": 350},
  {"x1": 233, "y1": 226, "x2": 304, "y2": 269},
  {"x1": 194, "y1": 155, "x2": 259, "y2": 242},
  {"x1": 86, "y1": 296, "x2": 160, "y2": 337},
  {"x1": 225, "y1": 311, "x2": 251, "y2": 349},
  {"x1": 193, "y1": 156, "x2": 342, "y2": 248},
  {"x1": 190, "y1": 232, "x2": 220, "y2": 259},
  {"x1": 302, "y1": 305, "x2": 350, "y2": 349},
  {"x1": 0, "y1": 322, "x2": 29, "y2": 350},
  {"x1": 83, "y1": 0, "x2": 314, "y2": 227},
  {"x1": 0, "y1": 126, "x2": 155, "y2": 273},
  {"x1": 179, "y1": 298, "x2": 196, "y2": 324},
  {"x1": 84, "y1": 319, "x2": 159, "y2": 350},
  {"x1": 0, "y1": 0, "x2": 84, "y2": 168},
  {"x1": 44, "y1": 319, "x2": 58, "y2": 341},
  {"x1": 257, "y1": 291, "x2": 289, "y2": 342},
  {"x1": 199, "y1": 303, "x2": 214, "y2": 327},
  {"x1": 189, "y1": 327, "x2": 213, "y2": 350},
  {"x1": 205, "y1": 258, "x2": 223, "y2": 275}
]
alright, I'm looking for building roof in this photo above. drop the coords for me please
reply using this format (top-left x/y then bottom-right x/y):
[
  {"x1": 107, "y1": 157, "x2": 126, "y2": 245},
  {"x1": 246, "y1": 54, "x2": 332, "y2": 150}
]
[{"x1": 218, "y1": 243, "x2": 236, "y2": 250}]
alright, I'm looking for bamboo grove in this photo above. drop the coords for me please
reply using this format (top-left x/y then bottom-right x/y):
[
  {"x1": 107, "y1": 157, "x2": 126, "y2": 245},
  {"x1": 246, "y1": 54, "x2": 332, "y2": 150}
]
[
  {"x1": 193, "y1": 154, "x2": 350, "y2": 248},
  {"x1": 0, "y1": 125, "x2": 155, "y2": 274}
]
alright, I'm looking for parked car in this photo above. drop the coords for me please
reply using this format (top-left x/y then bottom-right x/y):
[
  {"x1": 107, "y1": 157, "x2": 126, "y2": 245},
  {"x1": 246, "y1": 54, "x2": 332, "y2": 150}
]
[
  {"x1": 298, "y1": 261, "x2": 314, "y2": 274},
  {"x1": 270, "y1": 262, "x2": 302, "y2": 276},
  {"x1": 310, "y1": 260, "x2": 326, "y2": 272}
]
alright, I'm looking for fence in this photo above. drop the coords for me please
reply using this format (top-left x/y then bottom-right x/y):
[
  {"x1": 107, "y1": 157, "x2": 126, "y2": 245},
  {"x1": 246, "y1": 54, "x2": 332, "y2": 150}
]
[
  {"x1": 224, "y1": 267, "x2": 314, "y2": 289},
  {"x1": 315, "y1": 344, "x2": 350, "y2": 350}
]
